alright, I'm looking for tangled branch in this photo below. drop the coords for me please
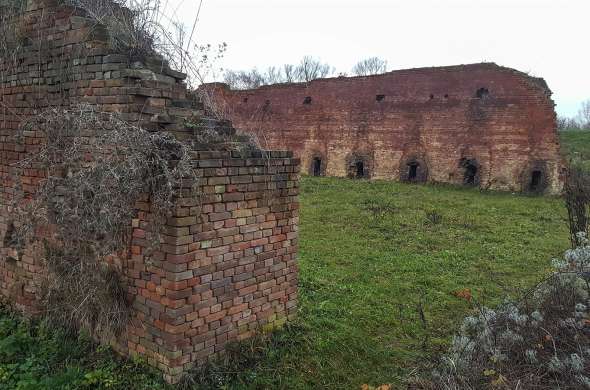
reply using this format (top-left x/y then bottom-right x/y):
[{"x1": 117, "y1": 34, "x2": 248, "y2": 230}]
[{"x1": 9, "y1": 104, "x2": 198, "y2": 338}]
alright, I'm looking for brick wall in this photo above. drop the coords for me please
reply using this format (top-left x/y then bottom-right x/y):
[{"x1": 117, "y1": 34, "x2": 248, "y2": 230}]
[
  {"x1": 202, "y1": 63, "x2": 564, "y2": 194},
  {"x1": 125, "y1": 150, "x2": 299, "y2": 383},
  {"x1": 0, "y1": 0, "x2": 299, "y2": 382}
]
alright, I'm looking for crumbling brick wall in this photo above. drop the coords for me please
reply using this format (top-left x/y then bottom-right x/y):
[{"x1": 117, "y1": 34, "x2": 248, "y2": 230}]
[
  {"x1": 0, "y1": 0, "x2": 299, "y2": 383},
  {"x1": 202, "y1": 63, "x2": 564, "y2": 194}
]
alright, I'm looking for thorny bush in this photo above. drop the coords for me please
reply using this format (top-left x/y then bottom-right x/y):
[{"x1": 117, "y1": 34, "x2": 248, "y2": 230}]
[
  {"x1": 423, "y1": 233, "x2": 590, "y2": 389},
  {"x1": 9, "y1": 105, "x2": 198, "y2": 340}
]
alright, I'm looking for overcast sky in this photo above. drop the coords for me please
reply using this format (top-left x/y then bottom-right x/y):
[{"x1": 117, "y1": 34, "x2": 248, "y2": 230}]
[{"x1": 161, "y1": 0, "x2": 589, "y2": 117}]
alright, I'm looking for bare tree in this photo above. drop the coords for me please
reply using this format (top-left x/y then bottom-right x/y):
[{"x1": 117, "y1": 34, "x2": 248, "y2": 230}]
[
  {"x1": 265, "y1": 66, "x2": 284, "y2": 84},
  {"x1": 222, "y1": 56, "x2": 335, "y2": 89},
  {"x1": 351, "y1": 56, "x2": 388, "y2": 76},
  {"x1": 295, "y1": 56, "x2": 334, "y2": 82},
  {"x1": 283, "y1": 64, "x2": 297, "y2": 83},
  {"x1": 579, "y1": 100, "x2": 590, "y2": 130},
  {"x1": 223, "y1": 69, "x2": 266, "y2": 90}
]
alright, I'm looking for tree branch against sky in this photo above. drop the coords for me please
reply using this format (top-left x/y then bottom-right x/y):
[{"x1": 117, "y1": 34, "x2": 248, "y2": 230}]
[{"x1": 351, "y1": 57, "x2": 388, "y2": 76}]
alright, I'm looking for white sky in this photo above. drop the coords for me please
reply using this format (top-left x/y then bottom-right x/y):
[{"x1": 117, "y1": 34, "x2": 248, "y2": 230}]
[{"x1": 161, "y1": 0, "x2": 590, "y2": 117}]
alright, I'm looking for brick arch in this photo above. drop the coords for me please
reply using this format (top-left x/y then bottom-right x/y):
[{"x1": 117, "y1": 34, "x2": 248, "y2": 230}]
[
  {"x1": 459, "y1": 157, "x2": 481, "y2": 186},
  {"x1": 345, "y1": 152, "x2": 373, "y2": 179},
  {"x1": 399, "y1": 154, "x2": 429, "y2": 183},
  {"x1": 308, "y1": 150, "x2": 327, "y2": 176},
  {"x1": 521, "y1": 160, "x2": 550, "y2": 194}
]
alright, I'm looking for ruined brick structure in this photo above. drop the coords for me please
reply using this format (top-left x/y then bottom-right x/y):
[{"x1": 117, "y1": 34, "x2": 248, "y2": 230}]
[
  {"x1": 202, "y1": 63, "x2": 563, "y2": 194},
  {"x1": 0, "y1": 0, "x2": 298, "y2": 383}
]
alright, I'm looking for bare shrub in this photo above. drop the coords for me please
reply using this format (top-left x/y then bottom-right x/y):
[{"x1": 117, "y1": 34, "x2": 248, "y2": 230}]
[
  {"x1": 351, "y1": 57, "x2": 388, "y2": 76},
  {"x1": 64, "y1": 0, "x2": 226, "y2": 88},
  {"x1": 222, "y1": 56, "x2": 335, "y2": 89},
  {"x1": 9, "y1": 104, "x2": 198, "y2": 339},
  {"x1": 580, "y1": 100, "x2": 590, "y2": 130},
  {"x1": 565, "y1": 165, "x2": 590, "y2": 247},
  {"x1": 65, "y1": 0, "x2": 156, "y2": 58},
  {"x1": 422, "y1": 234, "x2": 590, "y2": 389}
]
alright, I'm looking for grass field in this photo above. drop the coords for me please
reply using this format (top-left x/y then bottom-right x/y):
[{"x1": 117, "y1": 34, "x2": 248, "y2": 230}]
[{"x1": 0, "y1": 177, "x2": 571, "y2": 389}]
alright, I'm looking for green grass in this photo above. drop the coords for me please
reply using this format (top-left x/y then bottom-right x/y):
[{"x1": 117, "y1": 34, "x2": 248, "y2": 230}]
[
  {"x1": 0, "y1": 178, "x2": 570, "y2": 389},
  {"x1": 560, "y1": 130, "x2": 590, "y2": 171},
  {"x1": 0, "y1": 309, "x2": 169, "y2": 390}
]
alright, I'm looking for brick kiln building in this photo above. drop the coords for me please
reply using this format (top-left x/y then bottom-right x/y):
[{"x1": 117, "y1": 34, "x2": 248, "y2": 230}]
[
  {"x1": 0, "y1": 0, "x2": 298, "y2": 383},
  {"x1": 203, "y1": 63, "x2": 564, "y2": 194}
]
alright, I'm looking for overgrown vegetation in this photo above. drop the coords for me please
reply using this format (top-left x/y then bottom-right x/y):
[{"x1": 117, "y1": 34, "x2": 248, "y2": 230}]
[
  {"x1": 9, "y1": 105, "x2": 198, "y2": 339},
  {"x1": 423, "y1": 234, "x2": 590, "y2": 389},
  {"x1": 64, "y1": 0, "x2": 227, "y2": 86},
  {"x1": 0, "y1": 304, "x2": 169, "y2": 389},
  {"x1": 564, "y1": 166, "x2": 590, "y2": 246}
]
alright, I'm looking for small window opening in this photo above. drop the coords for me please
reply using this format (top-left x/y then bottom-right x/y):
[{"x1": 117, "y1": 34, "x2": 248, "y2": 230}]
[
  {"x1": 264, "y1": 99, "x2": 270, "y2": 105},
  {"x1": 429, "y1": 94, "x2": 434, "y2": 100},
  {"x1": 464, "y1": 164, "x2": 478, "y2": 185},
  {"x1": 408, "y1": 162, "x2": 419, "y2": 182},
  {"x1": 444, "y1": 94, "x2": 449, "y2": 99},
  {"x1": 529, "y1": 170, "x2": 543, "y2": 192},
  {"x1": 242, "y1": 97, "x2": 248, "y2": 103},
  {"x1": 312, "y1": 157, "x2": 322, "y2": 177},
  {"x1": 476, "y1": 87, "x2": 489, "y2": 99},
  {"x1": 376, "y1": 94, "x2": 385, "y2": 102},
  {"x1": 303, "y1": 96, "x2": 312, "y2": 105}
]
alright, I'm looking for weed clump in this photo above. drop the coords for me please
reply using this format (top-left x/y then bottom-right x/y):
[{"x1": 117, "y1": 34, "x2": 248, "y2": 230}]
[
  {"x1": 9, "y1": 105, "x2": 198, "y2": 339},
  {"x1": 425, "y1": 233, "x2": 590, "y2": 389}
]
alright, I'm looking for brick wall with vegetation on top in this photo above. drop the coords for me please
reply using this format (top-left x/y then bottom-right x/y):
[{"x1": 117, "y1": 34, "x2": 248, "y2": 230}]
[
  {"x1": 0, "y1": 0, "x2": 299, "y2": 383},
  {"x1": 202, "y1": 63, "x2": 565, "y2": 195}
]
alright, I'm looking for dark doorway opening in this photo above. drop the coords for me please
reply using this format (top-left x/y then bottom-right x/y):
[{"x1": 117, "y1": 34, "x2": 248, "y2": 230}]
[
  {"x1": 463, "y1": 163, "x2": 478, "y2": 185},
  {"x1": 355, "y1": 161, "x2": 365, "y2": 178},
  {"x1": 408, "y1": 162, "x2": 419, "y2": 182},
  {"x1": 529, "y1": 170, "x2": 543, "y2": 192},
  {"x1": 312, "y1": 157, "x2": 322, "y2": 176}
]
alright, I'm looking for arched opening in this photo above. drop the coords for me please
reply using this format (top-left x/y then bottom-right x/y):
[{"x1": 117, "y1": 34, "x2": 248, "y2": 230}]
[
  {"x1": 400, "y1": 157, "x2": 428, "y2": 183},
  {"x1": 460, "y1": 158, "x2": 479, "y2": 186},
  {"x1": 347, "y1": 154, "x2": 371, "y2": 179},
  {"x1": 464, "y1": 164, "x2": 478, "y2": 185},
  {"x1": 408, "y1": 162, "x2": 419, "y2": 182},
  {"x1": 527, "y1": 169, "x2": 547, "y2": 193},
  {"x1": 312, "y1": 157, "x2": 322, "y2": 177}
]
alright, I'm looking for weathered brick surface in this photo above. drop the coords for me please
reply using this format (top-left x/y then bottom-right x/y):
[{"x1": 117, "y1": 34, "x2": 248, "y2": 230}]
[
  {"x1": 202, "y1": 63, "x2": 564, "y2": 194},
  {"x1": 0, "y1": 0, "x2": 299, "y2": 383},
  {"x1": 125, "y1": 151, "x2": 299, "y2": 383}
]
